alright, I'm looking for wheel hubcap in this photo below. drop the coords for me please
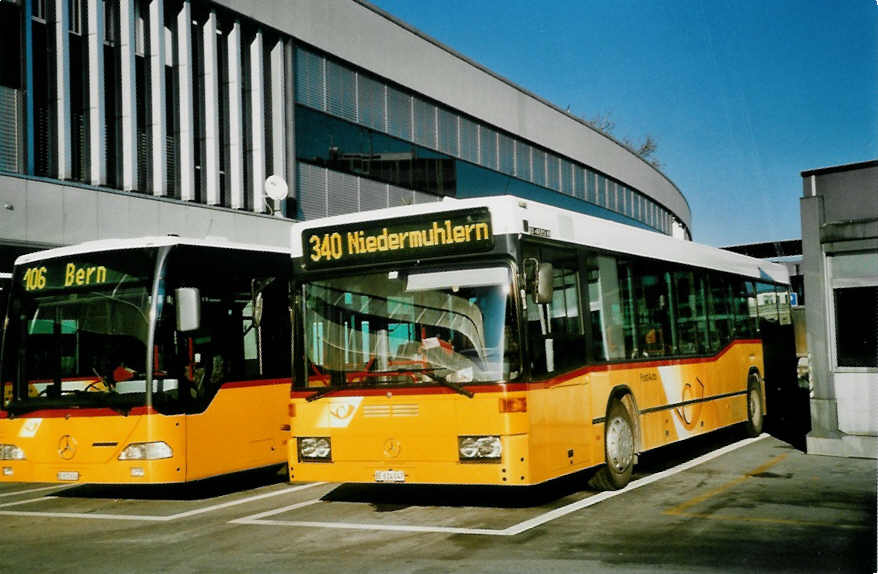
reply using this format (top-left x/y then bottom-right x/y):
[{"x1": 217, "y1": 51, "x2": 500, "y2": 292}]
[
  {"x1": 607, "y1": 416, "x2": 634, "y2": 472},
  {"x1": 749, "y1": 389, "x2": 762, "y2": 427}
]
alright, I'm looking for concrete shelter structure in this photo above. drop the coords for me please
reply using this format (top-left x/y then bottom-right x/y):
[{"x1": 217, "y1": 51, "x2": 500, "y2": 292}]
[{"x1": 800, "y1": 159, "x2": 878, "y2": 458}]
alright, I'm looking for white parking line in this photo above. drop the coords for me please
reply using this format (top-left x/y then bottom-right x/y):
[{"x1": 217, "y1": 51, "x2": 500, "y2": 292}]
[
  {"x1": 0, "y1": 482, "x2": 326, "y2": 522},
  {"x1": 0, "y1": 485, "x2": 70, "y2": 498},
  {"x1": 0, "y1": 496, "x2": 60, "y2": 509},
  {"x1": 230, "y1": 434, "x2": 769, "y2": 536}
]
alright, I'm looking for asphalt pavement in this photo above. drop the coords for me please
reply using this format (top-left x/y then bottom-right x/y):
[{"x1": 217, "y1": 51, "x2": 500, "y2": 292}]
[{"x1": 0, "y1": 427, "x2": 875, "y2": 573}]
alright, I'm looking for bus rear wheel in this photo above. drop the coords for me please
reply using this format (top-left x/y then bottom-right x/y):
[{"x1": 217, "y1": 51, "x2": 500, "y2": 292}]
[
  {"x1": 745, "y1": 373, "x2": 764, "y2": 437},
  {"x1": 590, "y1": 400, "x2": 635, "y2": 491}
]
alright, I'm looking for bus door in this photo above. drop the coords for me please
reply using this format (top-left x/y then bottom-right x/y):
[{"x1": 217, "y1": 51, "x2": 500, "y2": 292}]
[
  {"x1": 521, "y1": 244, "x2": 592, "y2": 474},
  {"x1": 169, "y1": 252, "x2": 290, "y2": 481}
]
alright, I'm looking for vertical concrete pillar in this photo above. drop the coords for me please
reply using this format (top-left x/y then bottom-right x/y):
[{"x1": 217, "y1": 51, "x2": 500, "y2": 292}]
[
  {"x1": 119, "y1": 0, "x2": 138, "y2": 191},
  {"x1": 176, "y1": 0, "x2": 194, "y2": 201},
  {"x1": 283, "y1": 39, "x2": 295, "y2": 211},
  {"x1": 270, "y1": 38, "x2": 285, "y2": 181},
  {"x1": 801, "y1": 191, "x2": 841, "y2": 451},
  {"x1": 202, "y1": 10, "x2": 219, "y2": 205},
  {"x1": 55, "y1": 0, "x2": 71, "y2": 180},
  {"x1": 226, "y1": 21, "x2": 243, "y2": 209},
  {"x1": 87, "y1": 0, "x2": 106, "y2": 185},
  {"x1": 148, "y1": 0, "x2": 167, "y2": 196},
  {"x1": 249, "y1": 30, "x2": 265, "y2": 214}
]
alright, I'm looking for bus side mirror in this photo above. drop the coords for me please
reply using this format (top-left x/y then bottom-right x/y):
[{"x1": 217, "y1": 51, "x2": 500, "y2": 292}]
[
  {"x1": 524, "y1": 259, "x2": 554, "y2": 304},
  {"x1": 534, "y1": 262, "x2": 554, "y2": 304},
  {"x1": 175, "y1": 288, "x2": 201, "y2": 332},
  {"x1": 252, "y1": 291, "x2": 264, "y2": 329}
]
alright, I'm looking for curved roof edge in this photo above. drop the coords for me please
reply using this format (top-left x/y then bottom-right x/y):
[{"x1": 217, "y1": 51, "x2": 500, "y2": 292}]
[
  {"x1": 15, "y1": 236, "x2": 288, "y2": 266},
  {"x1": 214, "y1": 0, "x2": 692, "y2": 230},
  {"x1": 354, "y1": 0, "x2": 690, "y2": 218}
]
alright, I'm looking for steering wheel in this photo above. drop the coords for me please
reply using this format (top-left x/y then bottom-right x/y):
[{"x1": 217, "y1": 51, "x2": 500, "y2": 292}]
[{"x1": 82, "y1": 379, "x2": 107, "y2": 392}]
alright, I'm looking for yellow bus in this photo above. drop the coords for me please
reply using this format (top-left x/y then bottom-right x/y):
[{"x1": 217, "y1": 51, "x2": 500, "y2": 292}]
[
  {"x1": 1, "y1": 237, "x2": 292, "y2": 485},
  {"x1": 286, "y1": 196, "x2": 791, "y2": 489}
]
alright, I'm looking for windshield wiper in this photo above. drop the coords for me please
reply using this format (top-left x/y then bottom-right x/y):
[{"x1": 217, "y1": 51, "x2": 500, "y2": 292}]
[
  {"x1": 424, "y1": 372, "x2": 474, "y2": 398},
  {"x1": 306, "y1": 369, "x2": 474, "y2": 400},
  {"x1": 305, "y1": 385, "x2": 343, "y2": 402},
  {"x1": 388, "y1": 365, "x2": 476, "y2": 399},
  {"x1": 396, "y1": 368, "x2": 474, "y2": 398}
]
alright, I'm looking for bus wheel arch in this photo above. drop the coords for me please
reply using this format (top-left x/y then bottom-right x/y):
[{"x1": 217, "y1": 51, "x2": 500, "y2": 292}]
[
  {"x1": 745, "y1": 368, "x2": 764, "y2": 437},
  {"x1": 591, "y1": 387, "x2": 639, "y2": 490}
]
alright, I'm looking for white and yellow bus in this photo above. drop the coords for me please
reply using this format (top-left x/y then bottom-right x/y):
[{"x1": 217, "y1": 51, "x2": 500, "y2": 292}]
[
  {"x1": 1, "y1": 237, "x2": 292, "y2": 485},
  {"x1": 287, "y1": 196, "x2": 790, "y2": 489}
]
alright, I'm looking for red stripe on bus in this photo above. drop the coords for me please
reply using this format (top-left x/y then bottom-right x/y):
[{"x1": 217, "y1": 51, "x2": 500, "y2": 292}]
[
  {"x1": 0, "y1": 379, "x2": 291, "y2": 419},
  {"x1": 290, "y1": 339, "x2": 762, "y2": 398},
  {"x1": 5, "y1": 406, "x2": 158, "y2": 419},
  {"x1": 290, "y1": 382, "x2": 533, "y2": 399},
  {"x1": 541, "y1": 338, "x2": 762, "y2": 386},
  {"x1": 220, "y1": 378, "x2": 292, "y2": 390}
]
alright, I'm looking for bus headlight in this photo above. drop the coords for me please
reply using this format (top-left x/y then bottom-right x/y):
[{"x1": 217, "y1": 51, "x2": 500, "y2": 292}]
[
  {"x1": 298, "y1": 437, "x2": 331, "y2": 462},
  {"x1": 0, "y1": 444, "x2": 25, "y2": 460},
  {"x1": 458, "y1": 436, "x2": 502, "y2": 462},
  {"x1": 118, "y1": 441, "x2": 173, "y2": 460}
]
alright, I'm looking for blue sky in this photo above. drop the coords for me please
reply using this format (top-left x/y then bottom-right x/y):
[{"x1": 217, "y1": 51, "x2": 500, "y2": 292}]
[{"x1": 369, "y1": 0, "x2": 877, "y2": 246}]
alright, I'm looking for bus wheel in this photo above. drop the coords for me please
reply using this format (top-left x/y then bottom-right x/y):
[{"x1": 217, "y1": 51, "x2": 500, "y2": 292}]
[
  {"x1": 590, "y1": 400, "x2": 635, "y2": 490},
  {"x1": 745, "y1": 373, "x2": 764, "y2": 437}
]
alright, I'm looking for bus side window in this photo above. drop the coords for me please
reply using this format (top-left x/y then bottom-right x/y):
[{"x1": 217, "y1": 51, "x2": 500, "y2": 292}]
[
  {"x1": 707, "y1": 273, "x2": 733, "y2": 352},
  {"x1": 524, "y1": 247, "x2": 584, "y2": 376},
  {"x1": 671, "y1": 270, "x2": 709, "y2": 355},
  {"x1": 732, "y1": 279, "x2": 758, "y2": 338},
  {"x1": 622, "y1": 261, "x2": 672, "y2": 358},
  {"x1": 756, "y1": 281, "x2": 780, "y2": 325},
  {"x1": 586, "y1": 254, "x2": 627, "y2": 361}
]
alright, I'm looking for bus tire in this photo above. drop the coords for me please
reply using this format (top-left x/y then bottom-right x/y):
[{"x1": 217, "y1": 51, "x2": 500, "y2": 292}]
[
  {"x1": 590, "y1": 400, "x2": 635, "y2": 490},
  {"x1": 745, "y1": 373, "x2": 764, "y2": 437}
]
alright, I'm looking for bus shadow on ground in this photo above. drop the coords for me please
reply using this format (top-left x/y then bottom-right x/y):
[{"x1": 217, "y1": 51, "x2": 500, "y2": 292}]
[
  {"x1": 765, "y1": 387, "x2": 812, "y2": 452},
  {"x1": 53, "y1": 464, "x2": 288, "y2": 501},
  {"x1": 633, "y1": 425, "x2": 751, "y2": 476},
  {"x1": 320, "y1": 473, "x2": 592, "y2": 511},
  {"x1": 321, "y1": 427, "x2": 765, "y2": 511}
]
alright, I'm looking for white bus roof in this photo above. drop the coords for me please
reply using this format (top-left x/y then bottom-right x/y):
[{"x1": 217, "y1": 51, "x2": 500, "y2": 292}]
[
  {"x1": 290, "y1": 195, "x2": 789, "y2": 284},
  {"x1": 15, "y1": 236, "x2": 288, "y2": 267}
]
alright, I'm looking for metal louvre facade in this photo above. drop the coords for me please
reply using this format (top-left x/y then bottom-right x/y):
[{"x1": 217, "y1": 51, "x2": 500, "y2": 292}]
[{"x1": 0, "y1": 0, "x2": 690, "y2": 266}]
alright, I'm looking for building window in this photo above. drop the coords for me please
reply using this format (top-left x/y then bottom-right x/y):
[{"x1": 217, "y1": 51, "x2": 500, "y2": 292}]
[
  {"x1": 412, "y1": 96, "x2": 435, "y2": 149},
  {"x1": 459, "y1": 116, "x2": 478, "y2": 164},
  {"x1": 289, "y1": 46, "x2": 675, "y2": 233},
  {"x1": 386, "y1": 85, "x2": 411, "y2": 141},
  {"x1": 103, "y1": 0, "x2": 117, "y2": 44},
  {"x1": 573, "y1": 166, "x2": 584, "y2": 199},
  {"x1": 532, "y1": 148, "x2": 545, "y2": 187},
  {"x1": 437, "y1": 107, "x2": 457, "y2": 156},
  {"x1": 497, "y1": 132, "x2": 513, "y2": 175},
  {"x1": 69, "y1": 0, "x2": 82, "y2": 34},
  {"x1": 515, "y1": 141, "x2": 531, "y2": 181},
  {"x1": 0, "y1": 1, "x2": 23, "y2": 173},
  {"x1": 32, "y1": 0, "x2": 47, "y2": 21},
  {"x1": 834, "y1": 286, "x2": 878, "y2": 368}
]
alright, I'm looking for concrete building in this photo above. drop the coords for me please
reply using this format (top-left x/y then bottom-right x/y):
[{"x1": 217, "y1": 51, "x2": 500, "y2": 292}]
[
  {"x1": 0, "y1": 0, "x2": 691, "y2": 271},
  {"x1": 800, "y1": 159, "x2": 878, "y2": 458}
]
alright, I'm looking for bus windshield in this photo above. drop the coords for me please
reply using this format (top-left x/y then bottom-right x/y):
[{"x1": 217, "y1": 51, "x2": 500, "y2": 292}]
[
  {"x1": 303, "y1": 266, "x2": 519, "y2": 389},
  {"x1": 1, "y1": 249, "x2": 172, "y2": 414}
]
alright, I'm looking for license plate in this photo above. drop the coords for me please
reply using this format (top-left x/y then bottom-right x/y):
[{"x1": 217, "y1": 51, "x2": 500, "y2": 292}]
[
  {"x1": 374, "y1": 470, "x2": 405, "y2": 483},
  {"x1": 57, "y1": 471, "x2": 79, "y2": 481}
]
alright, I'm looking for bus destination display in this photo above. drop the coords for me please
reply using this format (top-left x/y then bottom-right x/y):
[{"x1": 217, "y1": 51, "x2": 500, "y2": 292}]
[
  {"x1": 303, "y1": 208, "x2": 494, "y2": 269},
  {"x1": 21, "y1": 261, "x2": 132, "y2": 292}
]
